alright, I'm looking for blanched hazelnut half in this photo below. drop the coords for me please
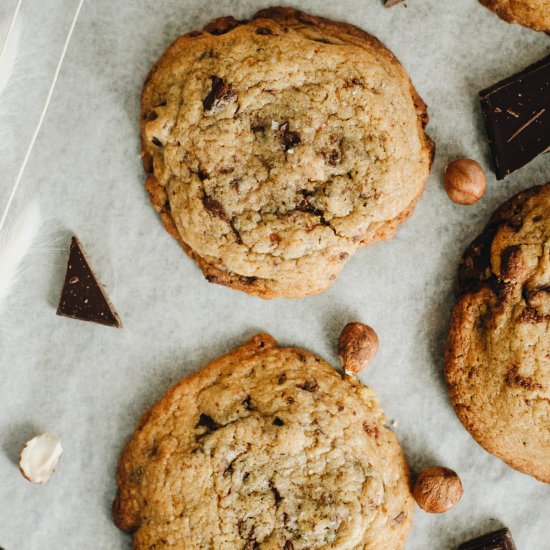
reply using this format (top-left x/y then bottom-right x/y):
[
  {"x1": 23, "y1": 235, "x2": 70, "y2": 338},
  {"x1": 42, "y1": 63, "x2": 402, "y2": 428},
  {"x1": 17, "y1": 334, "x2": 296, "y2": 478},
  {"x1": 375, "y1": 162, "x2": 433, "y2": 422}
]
[{"x1": 19, "y1": 433, "x2": 63, "y2": 484}]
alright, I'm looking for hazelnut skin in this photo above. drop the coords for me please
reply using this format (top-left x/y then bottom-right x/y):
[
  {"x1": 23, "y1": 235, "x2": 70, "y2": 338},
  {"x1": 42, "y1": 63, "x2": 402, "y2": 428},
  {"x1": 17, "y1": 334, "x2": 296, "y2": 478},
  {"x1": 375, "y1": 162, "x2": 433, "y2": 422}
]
[
  {"x1": 338, "y1": 322, "x2": 379, "y2": 374},
  {"x1": 413, "y1": 466, "x2": 463, "y2": 513},
  {"x1": 444, "y1": 159, "x2": 487, "y2": 205}
]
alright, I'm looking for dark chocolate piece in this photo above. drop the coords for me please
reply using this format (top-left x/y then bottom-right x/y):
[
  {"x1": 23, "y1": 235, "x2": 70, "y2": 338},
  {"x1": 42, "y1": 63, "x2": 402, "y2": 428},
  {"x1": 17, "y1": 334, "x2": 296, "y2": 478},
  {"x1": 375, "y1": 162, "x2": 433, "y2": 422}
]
[
  {"x1": 276, "y1": 122, "x2": 301, "y2": 151},
  {"x1": 479, "y1": 55, "x2": 550, "y2": 179},
  {"x1": 203, "y1": 76, "x2": 237, "y2": 112},
  {"x1": 458, "y1": 527, "x2": 517, "y2": 550},
  {"x1": 56, "y1": 236, "x2": 122, "y2": 328}
]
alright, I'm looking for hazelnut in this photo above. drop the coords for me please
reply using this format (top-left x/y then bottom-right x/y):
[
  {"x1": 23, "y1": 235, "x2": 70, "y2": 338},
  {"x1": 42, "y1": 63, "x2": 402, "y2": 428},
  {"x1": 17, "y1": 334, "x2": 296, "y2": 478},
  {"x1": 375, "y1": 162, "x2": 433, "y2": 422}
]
[
  {"x1": 444, "y1": 159, "x2": 486, "y2": 205},
  {"x1": 19, "y1": 433, "x2": 63, "y2": 484},
  {"x1": 413, "y1": 466, "x2": 463, "y2": 513},
  {"x1": 338, "y1": 322, "x2": 379, "y2": 374}
]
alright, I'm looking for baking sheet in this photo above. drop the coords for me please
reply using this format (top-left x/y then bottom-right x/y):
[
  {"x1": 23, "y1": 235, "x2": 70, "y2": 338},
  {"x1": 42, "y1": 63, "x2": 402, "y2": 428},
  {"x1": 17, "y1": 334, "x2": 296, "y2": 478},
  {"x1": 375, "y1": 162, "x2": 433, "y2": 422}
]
[{"x1": 0, "y1": 0, "x2": 548, "y2": 548}]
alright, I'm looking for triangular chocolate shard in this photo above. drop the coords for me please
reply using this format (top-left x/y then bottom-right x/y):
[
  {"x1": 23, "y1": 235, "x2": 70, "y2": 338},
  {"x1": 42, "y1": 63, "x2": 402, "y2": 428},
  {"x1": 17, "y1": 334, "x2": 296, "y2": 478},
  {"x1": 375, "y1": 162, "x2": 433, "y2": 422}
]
[{"x1": 56, "y1": 236, "x2": 122, "y2": 328}]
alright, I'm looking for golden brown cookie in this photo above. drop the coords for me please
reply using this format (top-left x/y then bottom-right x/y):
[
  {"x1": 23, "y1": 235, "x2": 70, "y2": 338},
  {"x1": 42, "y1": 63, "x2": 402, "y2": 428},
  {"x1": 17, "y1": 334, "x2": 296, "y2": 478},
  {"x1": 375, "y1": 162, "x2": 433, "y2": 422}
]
[
  {"x1": 141, "y1": 7, "x2": 434, "y2": 298},
  {"x1": 114, "y1": 334, "x2": 414, "y2": 548},
  {"x1": 479, "y1": 0, "x2": 550, "y2": 32},
  {"x1": 446, "y1": 183, "x2": 550, "y2": 483}
]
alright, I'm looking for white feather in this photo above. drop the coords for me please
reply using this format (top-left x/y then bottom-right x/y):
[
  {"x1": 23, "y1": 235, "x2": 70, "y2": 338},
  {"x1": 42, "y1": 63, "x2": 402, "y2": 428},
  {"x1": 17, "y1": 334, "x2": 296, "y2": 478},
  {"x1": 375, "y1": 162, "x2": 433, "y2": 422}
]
[
  {"x1": 0, "y1": 0, "x2": 22, "y2": 98},
  {"x1": 0, "y1": 201, "x2": 41, "y2": 306},
  {"x1": 0, "y1": 1, "x2": 83, "y2": 307}
]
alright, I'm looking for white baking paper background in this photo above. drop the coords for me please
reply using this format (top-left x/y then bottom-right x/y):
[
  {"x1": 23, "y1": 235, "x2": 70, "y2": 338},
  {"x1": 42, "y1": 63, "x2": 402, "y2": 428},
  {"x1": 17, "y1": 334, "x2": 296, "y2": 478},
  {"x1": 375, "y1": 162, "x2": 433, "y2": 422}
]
[{"x1": 0, "y1": 0, "x2": 548, "y2": 548}]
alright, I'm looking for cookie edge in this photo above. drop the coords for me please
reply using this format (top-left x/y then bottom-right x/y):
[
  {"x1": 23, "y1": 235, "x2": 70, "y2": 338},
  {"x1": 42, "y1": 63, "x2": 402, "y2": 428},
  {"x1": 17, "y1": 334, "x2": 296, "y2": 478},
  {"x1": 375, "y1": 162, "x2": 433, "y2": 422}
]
[{"x1": 479, "y1": 0, "x2": 550, "y2": 32}]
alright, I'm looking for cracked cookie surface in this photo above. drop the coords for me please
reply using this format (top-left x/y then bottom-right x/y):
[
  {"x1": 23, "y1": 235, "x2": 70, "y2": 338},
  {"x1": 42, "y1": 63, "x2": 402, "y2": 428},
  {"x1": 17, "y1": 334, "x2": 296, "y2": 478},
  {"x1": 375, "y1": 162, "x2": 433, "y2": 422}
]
[
  {"x1": 113, "y1": 334, "x2": 413, "y2": 548},
  {"x1": 479, "y1": 0, "x2": 550, "y2": 32},
  {"x1": 446, "y1": 183, "x2": 550, "y2": 483},
  {"x1": 142, "y1": 7, "x2": 433, "y2": 298}
]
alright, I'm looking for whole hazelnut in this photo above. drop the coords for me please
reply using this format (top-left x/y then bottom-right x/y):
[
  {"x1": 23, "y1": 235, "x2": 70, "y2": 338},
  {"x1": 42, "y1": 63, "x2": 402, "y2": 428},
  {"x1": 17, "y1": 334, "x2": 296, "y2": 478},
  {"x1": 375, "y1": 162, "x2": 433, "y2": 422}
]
[
  {"x1": 444, "y1": 159, "x2": 486, "y2": 205},
  {"x1": 338, "y1": 322, "x2": 379, "y2": 374},
  {"x1": 413, "y1": 466, "x2": 463, "y2": 513}
]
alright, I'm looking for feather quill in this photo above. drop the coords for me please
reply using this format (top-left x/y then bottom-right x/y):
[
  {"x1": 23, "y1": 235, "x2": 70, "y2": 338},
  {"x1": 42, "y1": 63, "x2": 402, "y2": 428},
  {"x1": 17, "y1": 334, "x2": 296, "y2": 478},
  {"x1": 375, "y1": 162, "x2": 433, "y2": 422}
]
[
  {"x1": 0, "y1": 0, "x2": 22, "y2": 98},
  {"x1": 0, "y1": 201, "x2": 41, "y2": 306},
  {"x1": 0, "y1": 0, "x2": 84, "y2": 308}
]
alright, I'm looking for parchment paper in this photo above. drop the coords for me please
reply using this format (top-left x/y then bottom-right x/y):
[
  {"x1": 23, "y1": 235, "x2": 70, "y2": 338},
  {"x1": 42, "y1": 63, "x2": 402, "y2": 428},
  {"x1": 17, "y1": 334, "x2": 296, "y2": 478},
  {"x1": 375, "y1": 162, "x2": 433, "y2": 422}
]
[{"x1": 0, "y1": 1, "x2": 548, "y2": 548}]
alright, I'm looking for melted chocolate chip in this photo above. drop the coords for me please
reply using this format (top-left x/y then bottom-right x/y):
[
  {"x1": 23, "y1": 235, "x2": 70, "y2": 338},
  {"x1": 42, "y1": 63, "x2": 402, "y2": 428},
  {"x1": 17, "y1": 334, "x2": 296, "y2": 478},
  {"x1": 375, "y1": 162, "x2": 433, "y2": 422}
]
[
  {"x1": 243, "y1": 395, "x2": 254, "y2": 410},
  {"x1": 195, "y1": 414, "x2": 221, "y2": 433},
  {"x1": 255, "y1": 27, "x2": 272, "y2": 35},
  {"x1": 203, "y1": 195, "x2": 228, "y2": 222},
  {"x1": 277, "y1": 122, "x2": 301, "y2": 151},
  {"x1": 269, "y1": 480, "x2": 282, "y2": 503},
  {"x1": 296, "y1": 379, "x2": 318, "y2": 392}
]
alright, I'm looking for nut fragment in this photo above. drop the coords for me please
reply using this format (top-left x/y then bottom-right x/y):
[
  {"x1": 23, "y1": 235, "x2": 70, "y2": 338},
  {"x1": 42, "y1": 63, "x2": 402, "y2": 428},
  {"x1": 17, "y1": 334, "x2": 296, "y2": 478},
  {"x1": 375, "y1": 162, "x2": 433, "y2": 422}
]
[
  {"x1": 444, "y1": 159, "x2": 487, "y2": 205},
  {"x1": 19, "y1": 433, "x2": 63, "y2": 484},
  {"x1": 413, "y1": 466, "x2": 463, "y2": 513},
  {"x1": 338, "y1": 322, "x2": 379, "y2": 374}
]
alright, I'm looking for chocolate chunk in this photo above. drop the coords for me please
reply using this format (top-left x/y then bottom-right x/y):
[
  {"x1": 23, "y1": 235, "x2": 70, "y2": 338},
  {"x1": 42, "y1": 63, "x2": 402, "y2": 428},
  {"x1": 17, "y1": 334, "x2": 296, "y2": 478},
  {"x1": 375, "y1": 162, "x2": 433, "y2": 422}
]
[
  {"x1": 56, "y1": 236, "x2": 122, "y2": 328},
  {"x1": 273, "y1": 417, "x2": 284, "y2": 426},
  {"x1": 203, "y1": 76, "x2": 237, "y2": 112},
  {"x1": 479, "y1": 55, "x2": 550, "y2": 179},
  {"x1": 277, "y1": 122, "x2": 301, "y2": 151},
  {"x1": 242, "y1": 395, "x2": 254, "y2": 410},
  {"x1": 284, "y1": 542, "x2": 294, "y2": 550},
  {"x1": 203, "y1": 195, "x2": 228, "y2": 222},
  {"x1": 203, "y1": 16, "x2": 243, "y2": 36},
  {"x1": 296, "y1": 379, "x2": 318, "y2": 392},
  {"x1": 458, "y1": 527, "x2": 517, "y2": 550},
  {"x1": 255, "y1": 27, "x2": 272, "y2": 35}
]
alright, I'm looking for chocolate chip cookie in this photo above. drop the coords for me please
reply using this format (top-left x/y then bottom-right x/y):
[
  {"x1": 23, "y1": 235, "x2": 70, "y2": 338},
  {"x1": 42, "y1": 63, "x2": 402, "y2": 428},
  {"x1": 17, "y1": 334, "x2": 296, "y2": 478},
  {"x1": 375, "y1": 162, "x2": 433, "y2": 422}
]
[
  {"x1": 142, "y1": 7, "x2": 434, "y2": 298},
  {"x1": 446, "y1": 183, "x2": 550, "y2": 483},
  {"x1": 113, "y1": 334, "x2": 414, "y2": 548},
  {"x1": 479, "y1": 0, "x2": 550, "y2": 32}
]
